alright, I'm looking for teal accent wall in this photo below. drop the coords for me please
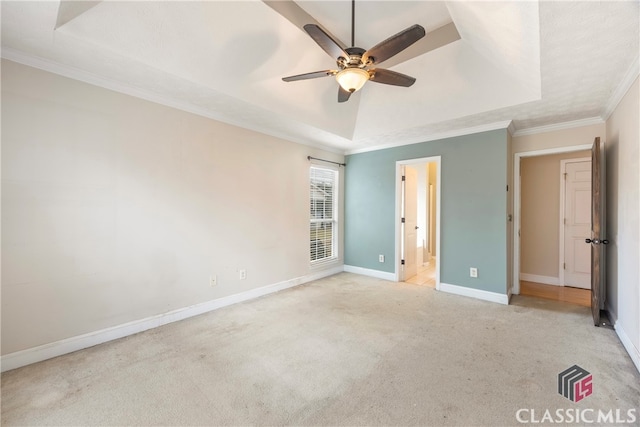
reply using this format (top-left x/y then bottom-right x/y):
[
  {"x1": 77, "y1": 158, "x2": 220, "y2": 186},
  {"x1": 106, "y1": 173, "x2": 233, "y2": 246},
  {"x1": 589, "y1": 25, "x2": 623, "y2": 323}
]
[{"x1": 345, "y1": 129, "x2": 508, "y2": 294}]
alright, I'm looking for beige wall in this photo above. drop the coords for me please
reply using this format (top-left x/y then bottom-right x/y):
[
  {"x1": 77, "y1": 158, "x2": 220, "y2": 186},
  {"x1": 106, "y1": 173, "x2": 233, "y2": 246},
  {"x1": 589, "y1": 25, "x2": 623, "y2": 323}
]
[
  {"x1": 513, "y1": 121, "x2": 605, "y2": 284},
  {"x1": 520, "y1": 150, "x2": 590, "y2": 279},
  {"x1": 1, "y1": 60, "x2": 345, "y2": 355},
  {"x1": 513, "y1": 122, "x2": 605, "y2": 153},
  {"x1": 605, "y1": 77, "x2": 639, "y2": 362}
]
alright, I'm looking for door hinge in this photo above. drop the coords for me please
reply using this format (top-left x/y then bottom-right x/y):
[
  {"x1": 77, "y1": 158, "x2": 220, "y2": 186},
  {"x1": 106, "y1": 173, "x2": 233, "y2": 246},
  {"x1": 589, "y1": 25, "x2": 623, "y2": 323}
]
[
  {"x1": 563, "y1": 263, "x2": 566, "y2": 270},
  {"x1": 506, "y1": 185, "x2": 509, "y2": 191},
  {"x1": 401, "y1": 175, "x2": 406, "y2": 181},
  {"x1": 401, "y1": 259, "x2": 405, "y2": 265},
  {"x1": 564, "y1": 173, "x2": 567, "y2": 179},
  {"x1": 401, "y1": 218, "x2": 405, "y2": 223},
  {"x1": 564, "y1": 218, "x2": 566, "y2": 225}
]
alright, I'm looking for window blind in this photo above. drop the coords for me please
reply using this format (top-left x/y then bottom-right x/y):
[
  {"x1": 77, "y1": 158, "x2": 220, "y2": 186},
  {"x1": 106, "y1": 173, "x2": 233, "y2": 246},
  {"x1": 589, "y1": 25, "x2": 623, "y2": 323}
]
[{"x1": 310, "y1": 166, "x2": 337, "y2": 263}]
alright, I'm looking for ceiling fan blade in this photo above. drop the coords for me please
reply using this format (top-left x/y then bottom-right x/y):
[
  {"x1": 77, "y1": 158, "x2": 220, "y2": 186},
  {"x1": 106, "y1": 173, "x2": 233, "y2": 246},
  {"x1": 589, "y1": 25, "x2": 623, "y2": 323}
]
[
  {"x1": 363, "y1": 24, "x2": 426, "y2": 65},
  {"x1": 304, "y1": 24, "x2": 350, "y2": 61},
  {"x1": 282, "y1": 70, "x2": 336, "y2": 82},
  {"x1": 369, "y1": 69, "x2": 416, "y2": 87},
  {"x1": 338, "y1": 86, "x2": 352, "y2": 103},
  {"x1": 380, "y1": 22, "x2": 460, "y2": 69}
]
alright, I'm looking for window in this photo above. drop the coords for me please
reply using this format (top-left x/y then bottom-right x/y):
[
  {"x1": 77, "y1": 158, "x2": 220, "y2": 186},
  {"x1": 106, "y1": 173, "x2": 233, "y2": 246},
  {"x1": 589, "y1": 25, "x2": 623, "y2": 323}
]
[{"x1": 310, "y1": 166, "x2": 338, "y2": 263}]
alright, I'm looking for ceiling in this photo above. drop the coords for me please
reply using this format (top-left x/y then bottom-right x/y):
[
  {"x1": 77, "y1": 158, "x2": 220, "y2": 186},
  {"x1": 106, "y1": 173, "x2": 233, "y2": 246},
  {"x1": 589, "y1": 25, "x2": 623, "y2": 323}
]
[{"x1": 1, "y1": 1, "x2": 638, "y2": 154}]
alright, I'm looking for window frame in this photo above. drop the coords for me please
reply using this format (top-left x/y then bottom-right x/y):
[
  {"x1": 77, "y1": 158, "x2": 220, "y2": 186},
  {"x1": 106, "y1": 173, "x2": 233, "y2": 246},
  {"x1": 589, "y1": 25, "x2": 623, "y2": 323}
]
[{"x1": 309, "y1": 164, "x2": 339, "y2": 266}]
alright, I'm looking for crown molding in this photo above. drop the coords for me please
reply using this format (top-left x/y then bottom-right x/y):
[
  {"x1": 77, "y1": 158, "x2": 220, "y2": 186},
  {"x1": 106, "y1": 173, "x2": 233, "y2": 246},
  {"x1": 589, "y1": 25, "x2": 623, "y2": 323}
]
[
  {"x1": 601, "y1": 55, "x2": 639, "y2": 121},
  {"x1": 0, "y1": 48, "x2": 346, "y2": 155},
  {"x1": 511, "y1": 117, "x2": 604, "y2": 137},
  {"x1": 345, "y1": 120, "x2": 513, "y2": 155}
]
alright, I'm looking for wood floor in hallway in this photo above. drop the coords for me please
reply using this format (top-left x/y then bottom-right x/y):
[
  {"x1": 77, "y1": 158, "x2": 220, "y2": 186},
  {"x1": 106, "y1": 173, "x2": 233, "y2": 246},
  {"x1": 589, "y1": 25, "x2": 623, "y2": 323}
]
[{"x1": 520, "y1": 280, "x2": 591, "y2": 307}]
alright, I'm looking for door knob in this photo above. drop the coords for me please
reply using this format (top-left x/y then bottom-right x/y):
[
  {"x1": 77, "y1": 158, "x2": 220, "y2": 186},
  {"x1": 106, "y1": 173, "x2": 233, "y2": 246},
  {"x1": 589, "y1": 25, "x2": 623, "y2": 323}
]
[
  {"x1": 585, "y1": 238, "x2": 609, "y2": 245},
  {"x1": 415, "y1": 226, "x2": 419, "y2": 230}
]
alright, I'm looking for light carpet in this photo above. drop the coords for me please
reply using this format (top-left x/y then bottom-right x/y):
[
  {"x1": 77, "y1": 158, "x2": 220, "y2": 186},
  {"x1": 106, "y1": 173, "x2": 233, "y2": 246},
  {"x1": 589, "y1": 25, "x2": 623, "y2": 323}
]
[{"x1": 2, "y1": 272, "x2": 639, "y2": 426}]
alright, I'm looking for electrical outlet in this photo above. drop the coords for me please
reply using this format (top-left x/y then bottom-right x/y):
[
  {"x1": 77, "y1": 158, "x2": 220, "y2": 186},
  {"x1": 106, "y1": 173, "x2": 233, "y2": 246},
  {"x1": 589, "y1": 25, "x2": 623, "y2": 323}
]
[
  {"x1": 239, "y1": 269, "x2": 247, "y2": 280},
  {"x1": 379, "y1": 254, "x2": 385, "y2": 263},
  {"x1": 470, "y1": 268, "x2": 478, "y2": 278},
  {"x1": 210, "y1": 275, "x2": 217, "y2": 287}
]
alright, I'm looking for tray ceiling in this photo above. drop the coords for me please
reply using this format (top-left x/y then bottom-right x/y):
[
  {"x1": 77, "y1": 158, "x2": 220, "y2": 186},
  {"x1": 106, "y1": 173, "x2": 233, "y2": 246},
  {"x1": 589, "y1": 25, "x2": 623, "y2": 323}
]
[{"x1": 1, "y1": 1, "x2": 638, "y2": 153}]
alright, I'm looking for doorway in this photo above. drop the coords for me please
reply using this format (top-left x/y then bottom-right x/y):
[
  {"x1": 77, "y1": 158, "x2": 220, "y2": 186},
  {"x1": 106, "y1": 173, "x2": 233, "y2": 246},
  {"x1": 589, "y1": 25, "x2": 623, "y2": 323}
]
[
  {"x1": 395, "y1": 157, "x2": 441, "y2": 289},
  {"x1": 514, "y1": 144, "x2": 592, "y2": 305}
]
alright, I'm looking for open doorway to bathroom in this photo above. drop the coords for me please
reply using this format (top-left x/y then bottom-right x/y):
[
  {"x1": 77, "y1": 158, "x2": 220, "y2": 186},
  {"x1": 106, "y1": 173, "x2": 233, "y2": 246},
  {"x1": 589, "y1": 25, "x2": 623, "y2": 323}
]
[{"x1": 396, "y1": 157, "x2": 441, "y2": 289}]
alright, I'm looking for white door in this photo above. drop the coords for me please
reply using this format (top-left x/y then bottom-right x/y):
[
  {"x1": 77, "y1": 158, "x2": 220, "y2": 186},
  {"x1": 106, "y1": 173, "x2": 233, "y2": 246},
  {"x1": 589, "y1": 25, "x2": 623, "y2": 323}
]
[
  {"x1": 403, "y1": 166, "x2": 418, "y2": 280},
  {"x1": 564, "y1": 160, "x2": 592, "y2": 289}
]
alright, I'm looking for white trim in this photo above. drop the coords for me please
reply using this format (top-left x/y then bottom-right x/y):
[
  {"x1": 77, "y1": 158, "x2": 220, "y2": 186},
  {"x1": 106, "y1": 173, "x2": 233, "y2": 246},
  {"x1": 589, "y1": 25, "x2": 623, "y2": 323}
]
[
  {"x1": 519, "y1": 273, "x2": 561, "y2": 286},
  {"x1": 601, "y1": 55, "x2": 640, "y2": 120},
  {"x1": 512, "y1": 117, "x2": 604, "y2": 137},
  {"x1": 440, "y1": 283, "x2": 509, "y2": 305},
  {"x1": 512, "y1": 143, "x2": 593, "y2": 294},
  {"x1": 613, "y1": 322, "x2": 640, "y2": 374},
  {"x1": 0, "y1": 266, "x2": 343, "y2": 373},
  {"x1": 309, "y1": 258, "x2": 341, "y2": 271},
  {"x1": 559, "y1": 158, "x2": 567, "y2": 287},
  {"x1": 395, "y1": 157, "x2": 441, "y2": 290},
  {"x1": 607, "y1": 308, "x2": 640, "y2": 374},
  {"x1": 343, "y1": 265, "x2": 396, "y2": 281},
  {"x1": 1, "y1": 48, "x2": 346, "y2": 155},
  {"x1": 399, "y1": 164, "x2": 407, "y2": 281},
  {"x1": 516, "y1": 144, "x2": 593, "y2": 158},
  {"x1": 310, "y1": 165, "x2": 340, "y2": 266},
  {"x1": 345, "y1": 121, "x2": 512, "y2": 155},
  {"x1": 558, "y1": 157, "x2": 591, "y2": 288}
]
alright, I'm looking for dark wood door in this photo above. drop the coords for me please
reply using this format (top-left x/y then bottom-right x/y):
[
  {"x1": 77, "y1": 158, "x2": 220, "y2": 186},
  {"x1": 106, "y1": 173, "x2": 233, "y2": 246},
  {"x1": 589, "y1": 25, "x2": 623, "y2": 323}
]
[{"x1": 589, "y1": 137, "x2": 607, "y2": 326}]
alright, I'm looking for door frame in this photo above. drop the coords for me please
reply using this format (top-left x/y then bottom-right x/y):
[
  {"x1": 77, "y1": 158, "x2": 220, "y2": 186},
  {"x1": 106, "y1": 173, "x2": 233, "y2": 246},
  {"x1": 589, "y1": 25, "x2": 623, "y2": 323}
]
[
  {"x1": 558, "y1": 157, "x2": 591, "y2": 287},
  {"x1": 394, "y1": 156, "x2": 441, "y2": 289},
  {"x1": 513, "y1": 144, "x2": 591, "y2": 295}
]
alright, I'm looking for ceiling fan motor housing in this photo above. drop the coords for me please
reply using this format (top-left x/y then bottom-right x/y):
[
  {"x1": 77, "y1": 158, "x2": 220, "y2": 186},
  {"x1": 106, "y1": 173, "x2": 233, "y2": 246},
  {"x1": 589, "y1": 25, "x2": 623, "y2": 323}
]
[{"x1": 338, "y1": 47, "x2": 369, "y2": 69}]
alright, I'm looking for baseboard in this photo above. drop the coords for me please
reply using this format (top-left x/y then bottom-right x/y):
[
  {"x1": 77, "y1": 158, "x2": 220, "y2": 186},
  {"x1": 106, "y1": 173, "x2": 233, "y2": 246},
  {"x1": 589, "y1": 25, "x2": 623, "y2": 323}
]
[
  {"x1": 440, "y1": 282, "x2": 509, "y2": 305},
  {"x1": 1, "y1": 265, "x2": 344, "y2": 373},
  {"x1": 611, "y1": 319, "x2": 640, "y2": 374},
  {"x1": 520, "y1": 273, "x2": 561, "y2": 286},
  {"x1": 343, "y1": 265, "x2": 396, "y2": 281}
]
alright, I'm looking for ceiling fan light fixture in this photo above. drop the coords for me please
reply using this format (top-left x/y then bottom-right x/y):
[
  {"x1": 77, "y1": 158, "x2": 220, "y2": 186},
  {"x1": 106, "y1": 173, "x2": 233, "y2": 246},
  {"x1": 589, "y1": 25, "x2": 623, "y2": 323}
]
[{"x1": 336, "y1": 68, "x2": 369, "y2": 93}]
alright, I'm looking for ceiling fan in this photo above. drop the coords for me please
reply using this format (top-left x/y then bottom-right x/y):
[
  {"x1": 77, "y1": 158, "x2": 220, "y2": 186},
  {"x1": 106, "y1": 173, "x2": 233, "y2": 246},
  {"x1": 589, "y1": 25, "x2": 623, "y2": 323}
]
[{"x1": 282, "y1": 0, "x2": 426, "y2": 103}]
